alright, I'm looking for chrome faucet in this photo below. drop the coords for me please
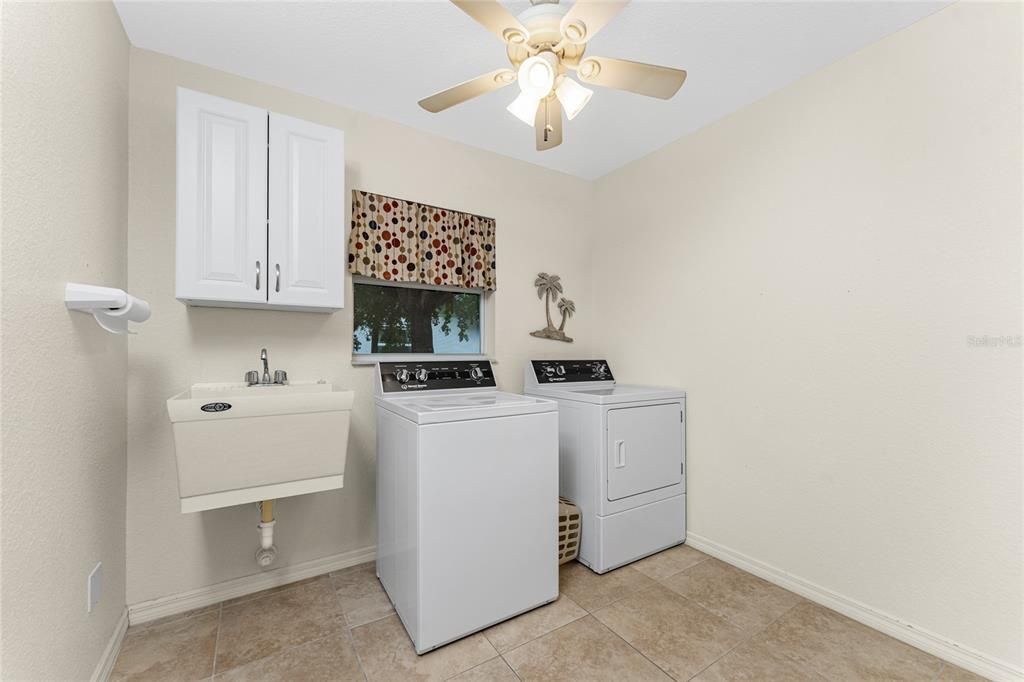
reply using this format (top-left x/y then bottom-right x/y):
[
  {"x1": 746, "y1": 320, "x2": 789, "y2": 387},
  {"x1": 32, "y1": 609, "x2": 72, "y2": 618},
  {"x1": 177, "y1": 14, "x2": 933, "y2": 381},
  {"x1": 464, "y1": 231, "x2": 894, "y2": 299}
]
[
  {"x1": 246, "y1": 348, "x2": 288, "y2": 386},
  {"x1": 261, "y1": 348, "x2": 271, "y2": 384}
]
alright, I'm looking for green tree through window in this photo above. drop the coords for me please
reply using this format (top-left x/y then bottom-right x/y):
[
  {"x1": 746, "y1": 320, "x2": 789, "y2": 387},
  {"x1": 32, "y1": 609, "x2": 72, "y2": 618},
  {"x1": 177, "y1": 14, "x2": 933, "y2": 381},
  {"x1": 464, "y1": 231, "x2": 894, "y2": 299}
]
[{"x1": 353, "y1": 282, "x2": 482, "y2": 355}]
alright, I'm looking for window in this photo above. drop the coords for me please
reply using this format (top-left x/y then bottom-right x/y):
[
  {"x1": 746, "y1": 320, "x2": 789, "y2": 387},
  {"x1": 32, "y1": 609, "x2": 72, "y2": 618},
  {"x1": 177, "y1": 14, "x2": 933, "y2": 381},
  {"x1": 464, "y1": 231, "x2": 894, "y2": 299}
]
[{"x1": 353, "y1": 279, "x2": 483, "y2": 357}]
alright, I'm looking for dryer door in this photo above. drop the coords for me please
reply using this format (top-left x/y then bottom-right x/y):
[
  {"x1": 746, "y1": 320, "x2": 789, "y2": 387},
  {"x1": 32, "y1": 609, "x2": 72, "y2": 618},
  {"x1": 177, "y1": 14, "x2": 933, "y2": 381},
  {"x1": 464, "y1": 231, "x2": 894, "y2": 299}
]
[{"x1": 606, "y1": 403, "x2": 683, "y2": 501}]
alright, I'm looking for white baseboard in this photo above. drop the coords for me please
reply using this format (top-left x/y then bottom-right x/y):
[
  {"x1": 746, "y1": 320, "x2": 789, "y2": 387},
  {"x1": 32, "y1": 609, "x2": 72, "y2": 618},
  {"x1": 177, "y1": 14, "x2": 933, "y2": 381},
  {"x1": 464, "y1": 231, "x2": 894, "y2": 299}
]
[
  {"x1": 685, "y1": 533, "x2": 1022, "y2": 682},
  {"x1": 91, "y1": 607, "x2": 129, "y2": 682},
  {"x1": 128, "y1": 545, "x2": 376, "y2": 626}
]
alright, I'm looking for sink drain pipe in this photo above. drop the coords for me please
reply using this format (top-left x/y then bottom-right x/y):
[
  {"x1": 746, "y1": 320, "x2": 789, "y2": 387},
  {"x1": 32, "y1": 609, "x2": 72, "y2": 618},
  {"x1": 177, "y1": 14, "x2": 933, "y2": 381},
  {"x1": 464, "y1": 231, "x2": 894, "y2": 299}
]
[{"x1": 256, "y1": 500, "x2": 277, "y2": 568}]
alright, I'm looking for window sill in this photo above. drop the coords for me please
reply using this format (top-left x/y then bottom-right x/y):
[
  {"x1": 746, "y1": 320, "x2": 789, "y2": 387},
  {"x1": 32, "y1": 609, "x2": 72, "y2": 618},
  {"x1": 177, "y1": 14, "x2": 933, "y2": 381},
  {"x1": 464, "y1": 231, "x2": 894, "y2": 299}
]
[{"x1": 351, "y1": 354, "x2": 496, "y2": 366}]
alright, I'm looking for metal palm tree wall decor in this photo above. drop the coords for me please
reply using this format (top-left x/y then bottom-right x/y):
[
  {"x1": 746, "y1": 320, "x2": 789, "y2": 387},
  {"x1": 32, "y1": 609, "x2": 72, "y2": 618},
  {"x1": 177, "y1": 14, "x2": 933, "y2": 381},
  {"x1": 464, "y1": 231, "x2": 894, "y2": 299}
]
[{"x1": 530, "y1": 272, "x2": 575, "y2": 343}]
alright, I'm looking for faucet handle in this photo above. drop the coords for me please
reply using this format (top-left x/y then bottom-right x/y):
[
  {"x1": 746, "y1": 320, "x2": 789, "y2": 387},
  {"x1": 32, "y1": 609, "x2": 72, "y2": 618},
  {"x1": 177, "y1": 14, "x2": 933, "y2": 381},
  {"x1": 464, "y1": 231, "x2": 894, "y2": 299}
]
[
  {"x1": 273, "y1": 370, "x2": 288, "y2": 385},
  {"x1": 245, "y1": 370, "x2": 259, "y2": 386}
]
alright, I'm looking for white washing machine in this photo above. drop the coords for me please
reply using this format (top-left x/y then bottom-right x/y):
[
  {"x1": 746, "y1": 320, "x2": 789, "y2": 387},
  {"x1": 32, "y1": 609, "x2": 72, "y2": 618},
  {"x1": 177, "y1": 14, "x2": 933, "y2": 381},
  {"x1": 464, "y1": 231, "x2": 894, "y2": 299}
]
[
  {"x1": 375, "y1": 360, "x2": 559, "y2": 653},
  {"x1": 524, "y1": 360, "x2": 686, "y2": 574}
]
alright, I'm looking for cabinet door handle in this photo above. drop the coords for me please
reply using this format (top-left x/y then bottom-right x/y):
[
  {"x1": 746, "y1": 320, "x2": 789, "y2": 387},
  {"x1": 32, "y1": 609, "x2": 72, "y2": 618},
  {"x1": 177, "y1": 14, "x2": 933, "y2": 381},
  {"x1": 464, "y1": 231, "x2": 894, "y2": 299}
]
[
  {"x1": 275, "y1": 264, "x2": 281, "y2": 293},
  {"x1": 614, "y1": 440, "x2": 626, "y2": 468},
  {"x1": 255, "y1": 261, "x2": 261, "y2": 290}
]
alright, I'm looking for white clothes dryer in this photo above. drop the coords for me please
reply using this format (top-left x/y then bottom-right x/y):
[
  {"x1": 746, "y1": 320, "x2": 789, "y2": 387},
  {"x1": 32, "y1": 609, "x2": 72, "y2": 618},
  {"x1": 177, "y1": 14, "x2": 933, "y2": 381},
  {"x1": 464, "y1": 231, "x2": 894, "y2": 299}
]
[{"x1": 524, "y1": 359, "x2": 686, "y2": 573}]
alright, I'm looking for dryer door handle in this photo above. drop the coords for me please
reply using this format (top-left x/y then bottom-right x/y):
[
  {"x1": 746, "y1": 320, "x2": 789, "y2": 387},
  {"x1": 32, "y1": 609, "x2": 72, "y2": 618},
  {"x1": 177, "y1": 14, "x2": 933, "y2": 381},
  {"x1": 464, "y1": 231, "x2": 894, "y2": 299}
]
[{"x1": 614, "y1": 440, "x2": 626, "y2": 468}]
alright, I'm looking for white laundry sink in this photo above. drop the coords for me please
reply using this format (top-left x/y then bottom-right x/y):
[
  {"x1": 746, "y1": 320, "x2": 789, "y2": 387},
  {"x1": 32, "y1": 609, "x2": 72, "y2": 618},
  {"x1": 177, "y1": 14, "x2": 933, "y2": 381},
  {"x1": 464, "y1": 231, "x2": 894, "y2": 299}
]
[{"x1": 167, "y1": 381, "x2": 354, "y2": 513}]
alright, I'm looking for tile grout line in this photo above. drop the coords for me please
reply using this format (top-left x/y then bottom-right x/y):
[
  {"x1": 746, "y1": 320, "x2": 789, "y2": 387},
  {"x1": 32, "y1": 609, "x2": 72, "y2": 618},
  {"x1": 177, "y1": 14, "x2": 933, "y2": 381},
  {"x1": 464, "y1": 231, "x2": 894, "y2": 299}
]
[
  {"x1": 215, "y1": 625, "x2": 350, "y2": 678},
  {"x1": 573, "y1": 579, "x2": 659, "y2": 615},
  {"x1": 652, "y1": 554, "x2": 805, "y2": 640},
  {"x1": 498, "y1": 609, "x2": 591, "y2": 659},
  {"x1": 581, "y1": 555, "x2": 803, "y2": 682},
  {"x1": 521, "y1": 559, "x2": 714, "y2": 679},
  {"x1": 591, "y1": 612, "x2": 679, "y2": 680},
  {"x1": 210, "y1": 602, "x2": 223, "y2": 680},
  {"x1": 647, "y1": 555, "x2": 710, "y2": 586},
  {"x1": 573, "y1": 554, "x2": 710, "y2": 616},
  {"x1": 209, "y1": 554, "x2": 807, "y2": 682},
  {"x1": 496, "y1": 609, "x2": 671, "y2": 680},
  {"x1": 327, "y1": 571, "x2": 364, "y2": 680},
  {"x1": 455, "y1": 556, "x2": 712, "y2": 679},
  {"x1": 634, "y1": 551, "x2": 711, "y2": 584},
  {"x1": 483, "y1": 593, "x2": 588, "y2": 655},
  {"x1": 212, "y1": 575, "x2": 357, "y2": 678},
  {"x1": 656, "y1": 582, "x2": 770, "y2": 635},
  {"x1": 501, "y1": 654, "x2": 524, "y2": 681},
  {"x1": 586, "y1": 580, "x2": 706, "y2": 681},
  {"x1": 349, "y1": 609, "x2": 397, "y2": 630},
  {"x1": 210, "y1": 553, "x2": 832, "y2": 681},
  {"x1": 441, "y1": 655, "x2": 521, "y2": 681},
  {"x1": 332, "y1": 571, "x2": 372, "y2": 682},
  {"x1": 679, "y1": 596, "x2": 806, "y2": 681}
]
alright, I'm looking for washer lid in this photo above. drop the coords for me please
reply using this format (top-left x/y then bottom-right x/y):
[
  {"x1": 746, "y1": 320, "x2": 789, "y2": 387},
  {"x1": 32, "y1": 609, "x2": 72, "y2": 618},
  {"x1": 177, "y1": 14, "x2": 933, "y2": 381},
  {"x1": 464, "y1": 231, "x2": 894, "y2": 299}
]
[
  {"x1": 376, "y1": 390, "x2": 556, "y2": 424},
  {"x1": 526, "y1": 383, "x2": 684, "y2": 405}
]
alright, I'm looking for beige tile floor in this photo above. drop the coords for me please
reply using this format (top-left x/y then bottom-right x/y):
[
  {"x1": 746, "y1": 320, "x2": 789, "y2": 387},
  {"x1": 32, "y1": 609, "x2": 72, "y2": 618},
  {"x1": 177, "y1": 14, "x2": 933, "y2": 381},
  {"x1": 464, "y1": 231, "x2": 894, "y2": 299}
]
[{"x1": 111, "y1": 546, "x2": 987, "y2": 681}]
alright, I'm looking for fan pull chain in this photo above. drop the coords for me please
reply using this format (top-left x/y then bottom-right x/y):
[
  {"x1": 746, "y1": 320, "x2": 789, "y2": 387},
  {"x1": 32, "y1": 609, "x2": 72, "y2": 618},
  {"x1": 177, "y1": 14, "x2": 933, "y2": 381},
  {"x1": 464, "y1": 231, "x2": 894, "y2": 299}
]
[{"x1": 542, "y1": 98, "x2": 553, "y2": 142}]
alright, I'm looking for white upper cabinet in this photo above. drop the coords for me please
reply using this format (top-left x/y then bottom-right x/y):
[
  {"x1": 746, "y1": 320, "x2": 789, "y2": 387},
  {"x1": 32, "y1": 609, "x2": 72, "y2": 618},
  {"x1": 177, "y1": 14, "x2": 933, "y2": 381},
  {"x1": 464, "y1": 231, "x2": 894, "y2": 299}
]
[
  {"x1": 176, "y1": 88, "x2": 345, "y2": 312},
  {"x1": 268, "y1": 113, "x2": 344, "y2": 309},
  {"x1": 176, "y1": 89, "x2": 268, "y2": 305}
]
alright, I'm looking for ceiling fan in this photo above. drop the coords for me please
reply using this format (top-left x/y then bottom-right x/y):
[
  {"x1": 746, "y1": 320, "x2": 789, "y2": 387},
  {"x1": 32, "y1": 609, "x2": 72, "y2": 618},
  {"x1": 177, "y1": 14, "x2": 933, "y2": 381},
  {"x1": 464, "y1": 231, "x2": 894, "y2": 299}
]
[{"x1": 418, "y1": 0, "x2": 687, "y2": 152}]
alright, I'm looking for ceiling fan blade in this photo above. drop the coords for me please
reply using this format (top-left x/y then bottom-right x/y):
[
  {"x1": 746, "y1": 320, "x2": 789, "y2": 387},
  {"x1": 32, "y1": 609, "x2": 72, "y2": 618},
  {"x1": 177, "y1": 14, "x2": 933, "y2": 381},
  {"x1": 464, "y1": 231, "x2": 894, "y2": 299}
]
[
  {"x1": 535, "y1": 97, "x2": 563, "y2": 151},
  {"x1": 577, "y1": 56, "x2": 687, "y2": 99},
  {"x1": 450, "y1": 0, "x2": 529, "y2": 45},
  {"x1": 418, "y1": 68, "x2": 516, "y2": 113},
  {"x1": 559, "y1": 0, "x2": 629, "y2": 45}
]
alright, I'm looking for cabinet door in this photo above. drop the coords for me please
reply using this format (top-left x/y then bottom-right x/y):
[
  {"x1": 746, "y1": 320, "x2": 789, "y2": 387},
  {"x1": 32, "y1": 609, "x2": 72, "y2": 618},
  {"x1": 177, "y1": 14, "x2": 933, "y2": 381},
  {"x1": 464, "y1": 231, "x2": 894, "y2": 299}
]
[
  {"x1": 176, "y1": 88, "x2": 268, "y2": 304},
  {"x1": 267, "y1": 113, "x2": 344, "y2": 309},
  {"x1": 606, "y1": 403, "x2": 683, "y2": 501}
]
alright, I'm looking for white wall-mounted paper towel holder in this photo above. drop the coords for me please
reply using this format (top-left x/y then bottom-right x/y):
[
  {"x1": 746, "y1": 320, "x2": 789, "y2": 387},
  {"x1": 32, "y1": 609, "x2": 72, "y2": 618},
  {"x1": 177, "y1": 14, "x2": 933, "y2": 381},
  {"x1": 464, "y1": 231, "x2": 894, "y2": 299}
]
[{"x1": 65, "y1": 282, "x2": 151, "y2": 334}]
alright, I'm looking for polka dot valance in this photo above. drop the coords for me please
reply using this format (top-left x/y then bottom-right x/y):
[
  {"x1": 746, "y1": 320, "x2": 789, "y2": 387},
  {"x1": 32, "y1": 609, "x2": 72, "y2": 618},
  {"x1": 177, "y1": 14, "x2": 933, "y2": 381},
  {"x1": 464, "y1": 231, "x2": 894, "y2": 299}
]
[{"x1": 348, "y1": 190, "x2": 496, "y2": 291}]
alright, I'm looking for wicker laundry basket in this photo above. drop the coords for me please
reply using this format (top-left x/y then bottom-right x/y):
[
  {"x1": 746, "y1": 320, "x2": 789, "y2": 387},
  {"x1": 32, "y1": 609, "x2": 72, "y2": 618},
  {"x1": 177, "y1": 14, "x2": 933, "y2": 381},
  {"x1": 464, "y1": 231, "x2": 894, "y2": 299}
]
[{"x1": 558, "y1": 498, "x2": 582, "y2": 564}]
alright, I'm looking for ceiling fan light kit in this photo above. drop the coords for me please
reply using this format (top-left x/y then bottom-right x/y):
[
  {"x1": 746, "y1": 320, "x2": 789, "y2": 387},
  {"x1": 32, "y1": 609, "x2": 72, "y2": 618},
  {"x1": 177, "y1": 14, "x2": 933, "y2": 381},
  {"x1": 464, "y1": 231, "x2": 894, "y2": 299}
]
[
  {"x1": 507, "y1": 91, "x2": 541, "y2": 126},
  {"x1": 419, "y1": 0, "x2": 687, "y2": 151},
  {"x1": 555, "y1": 76, "x2": 592, "y2": 121},
  {"x1": 518, "y1": 53, "x2": 558, "y2": 98}
]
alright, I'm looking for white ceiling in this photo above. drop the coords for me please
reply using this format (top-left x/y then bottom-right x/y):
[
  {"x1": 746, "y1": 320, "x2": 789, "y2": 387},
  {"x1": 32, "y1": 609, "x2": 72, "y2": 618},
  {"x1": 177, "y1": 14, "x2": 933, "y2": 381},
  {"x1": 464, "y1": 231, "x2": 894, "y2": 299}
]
[{"x1": 114, "y1": 0, "x2": 951, "y2": 180}]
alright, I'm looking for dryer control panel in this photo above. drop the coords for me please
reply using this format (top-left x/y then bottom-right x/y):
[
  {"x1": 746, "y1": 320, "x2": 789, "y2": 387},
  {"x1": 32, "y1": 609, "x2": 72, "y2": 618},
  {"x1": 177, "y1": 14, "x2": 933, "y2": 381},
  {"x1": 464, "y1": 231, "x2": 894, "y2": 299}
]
[
  {"x1": 378, "y1": 360, "x2": 496, "y2": 393},
  {"x1": 530, "y1": 360, "x2": 614, "y2": 384}
]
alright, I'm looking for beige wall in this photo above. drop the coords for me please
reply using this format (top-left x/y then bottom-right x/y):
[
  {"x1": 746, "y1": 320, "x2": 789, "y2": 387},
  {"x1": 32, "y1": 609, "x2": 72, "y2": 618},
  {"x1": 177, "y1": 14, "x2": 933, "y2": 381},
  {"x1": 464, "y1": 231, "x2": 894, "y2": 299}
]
[
  {"x1": 0, "y1": 2, "x2": 130, "y2": 679},
  {"x1": 591, "y1": 1, "x2": 1022, "y2": 671},
  {"x1": 126, "y1": 49, "x2": 595, "y2": 605}
]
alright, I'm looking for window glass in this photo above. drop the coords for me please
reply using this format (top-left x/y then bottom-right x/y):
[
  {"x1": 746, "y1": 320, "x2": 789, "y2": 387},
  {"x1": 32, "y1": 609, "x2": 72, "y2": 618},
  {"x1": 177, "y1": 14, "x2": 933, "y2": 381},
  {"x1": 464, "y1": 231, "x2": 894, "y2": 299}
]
[{"x1": 353, "y1": 281, "x2": 482, "y2": 355}]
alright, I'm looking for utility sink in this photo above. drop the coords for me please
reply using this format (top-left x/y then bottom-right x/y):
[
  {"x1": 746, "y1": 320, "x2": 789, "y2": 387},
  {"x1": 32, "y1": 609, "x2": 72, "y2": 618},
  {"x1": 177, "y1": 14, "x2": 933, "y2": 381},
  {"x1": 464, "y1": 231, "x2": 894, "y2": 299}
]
[{"x1": 167, "y1": 381, "x2": 354, "y2": 513}]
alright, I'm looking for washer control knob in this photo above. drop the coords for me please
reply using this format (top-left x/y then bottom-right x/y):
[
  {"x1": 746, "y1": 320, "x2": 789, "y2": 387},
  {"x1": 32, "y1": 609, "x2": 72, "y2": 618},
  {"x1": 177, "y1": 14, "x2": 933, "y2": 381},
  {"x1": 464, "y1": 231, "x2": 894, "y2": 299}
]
[
  {"x1": 555, "y1": 365, "x2": 566, "y2": 376},
  {"x1": 395, "y1": 369, "x2": 410, "y2": 383},
  {"x1": 415, "y1": 368, "x2": 430, "y2": 382},
  {"x1": 469, "y1": 367, "x2": 484, "y2": 380}
]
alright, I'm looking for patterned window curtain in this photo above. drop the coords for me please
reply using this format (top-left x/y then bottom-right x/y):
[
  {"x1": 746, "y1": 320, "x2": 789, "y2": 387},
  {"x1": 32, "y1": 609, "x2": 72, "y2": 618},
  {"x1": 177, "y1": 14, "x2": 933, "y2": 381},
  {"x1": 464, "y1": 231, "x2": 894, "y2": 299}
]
[{"x1": 348, "y1": 190, "x2": 496, "y2": 291}]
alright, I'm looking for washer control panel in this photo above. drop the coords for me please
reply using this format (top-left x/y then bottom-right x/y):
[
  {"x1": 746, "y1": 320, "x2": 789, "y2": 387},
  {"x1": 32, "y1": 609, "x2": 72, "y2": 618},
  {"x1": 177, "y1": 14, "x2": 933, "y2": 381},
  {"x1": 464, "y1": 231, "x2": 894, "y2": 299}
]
[
  {"x1": 379, "y1": 360, "x2": 496, "y2": 393},
  {"x1": 530, "y1": 360, "x2": 614, "y2": 384}
]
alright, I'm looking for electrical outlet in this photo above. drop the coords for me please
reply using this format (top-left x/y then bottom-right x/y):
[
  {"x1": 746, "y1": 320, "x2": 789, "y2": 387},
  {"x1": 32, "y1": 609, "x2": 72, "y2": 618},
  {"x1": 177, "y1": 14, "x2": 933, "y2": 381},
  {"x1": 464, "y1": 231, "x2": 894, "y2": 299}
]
[{"x1": 88, "y1": 562, "x2": 102, "y2": 613}]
